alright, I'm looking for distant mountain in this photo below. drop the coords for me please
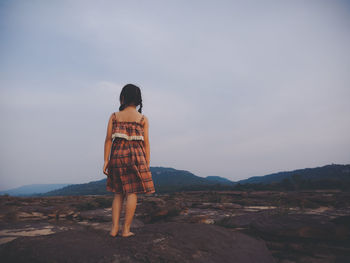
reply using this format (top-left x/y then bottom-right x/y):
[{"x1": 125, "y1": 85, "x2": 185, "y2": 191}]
[
  {"x1": 151, "y1": 167, "x2": 222, "y2": 187},
  {"x1": 7, "y1": 164, "x2": 349, "y2": 197},
  {"x1": 29, "y1": 167, "x2": 232, "y2": 196},
  {"x1": 238, "y1": 164, "x2": 350, "y2": 185},
  {"x1": 34, "y1": 179, "x2": 109, "y2": 197},
  {"x1": 0, "y1": 184, "x2": 72, "y2": 196},
  {"x1": 205, "y1": 176, "x2": 234, "y2": 184}
]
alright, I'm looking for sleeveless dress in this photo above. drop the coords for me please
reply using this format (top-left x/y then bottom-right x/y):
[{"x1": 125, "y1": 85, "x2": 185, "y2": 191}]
[{"x1": 106, "y1": 113, "x2": 156, "y2": 194}]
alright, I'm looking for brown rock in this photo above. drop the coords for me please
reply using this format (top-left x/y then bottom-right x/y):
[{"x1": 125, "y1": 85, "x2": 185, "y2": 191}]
[
  {"x1": 251, "y1": 214, "x2": 348, "y2": 241},
  {"x1": 137, "y1": 198, "x2": 184, "y2": 223},
  {"x1": 0, "y1": 222, "x2": 275, "y2": 263}
]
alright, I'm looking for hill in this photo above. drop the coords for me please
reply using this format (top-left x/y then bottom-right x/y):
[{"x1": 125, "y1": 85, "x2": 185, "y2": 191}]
[
  {"x1": 238, "y1": 164, "x2": 350, "y2": 184},
  {"x1": 30, "y1": 167, "x2": 232, "y2": 196},
  {"x1": 0, "y1": 184, "x2": 72, "y2": 196},
  {"x1": 4, "y1": 164, "x2": 350, "y2": 197},
  {"x1": 205, "y1": 176, "x2": 234, "y2": 184}
]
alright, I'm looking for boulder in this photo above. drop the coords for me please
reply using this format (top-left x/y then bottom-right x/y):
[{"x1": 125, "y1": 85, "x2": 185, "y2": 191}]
[
  {"x1": 0, "y1": 222, "x2": 275, "y2": 263},
  {"x1": 251, "y1": 214, "x2": 349, "y2": 241},
  {"x1": 137, "y1": 197, "x2": 185, "y2": 223},
  {"x1": 216, "y1": 211, "x2": 272, "y2": 228}
]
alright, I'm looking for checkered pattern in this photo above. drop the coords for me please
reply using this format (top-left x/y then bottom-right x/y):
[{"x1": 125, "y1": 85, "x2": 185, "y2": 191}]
[
  {"x1": 106, "y1": 120, "x2": 155, "y2": 194},
  {"x1": 111, "y1": 119, "x2": 145, "y2": 141}
]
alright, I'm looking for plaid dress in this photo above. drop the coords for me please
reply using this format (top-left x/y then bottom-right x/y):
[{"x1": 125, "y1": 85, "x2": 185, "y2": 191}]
[{"x1": 106, "y1": 113, "x2": 155, "y2": 194}]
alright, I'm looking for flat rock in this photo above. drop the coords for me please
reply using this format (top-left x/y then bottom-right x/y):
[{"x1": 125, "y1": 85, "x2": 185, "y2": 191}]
[
  {"x1": 216, "y1": 211, "x2": 273, "y2": 228},
  {"x1": 0, "y1": 222, "x2": 275, "y2": 263},
  {"x1": 251, "y1": 214, "x2": 349, "y2": 241}
]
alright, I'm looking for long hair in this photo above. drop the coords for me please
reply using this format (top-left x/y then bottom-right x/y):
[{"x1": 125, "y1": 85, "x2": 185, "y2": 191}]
[{"x1": 119, "y1": 84, "x2": 143, "y2": 113}]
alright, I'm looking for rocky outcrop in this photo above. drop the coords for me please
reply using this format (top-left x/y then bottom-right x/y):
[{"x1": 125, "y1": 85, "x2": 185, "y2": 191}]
[
  {"x1": 1, "y1": 190, "x2": 350, "y2": 262},
  {"x1": 250, "y1": 213, "x2": 349, "y2": 241},
  {"x1": 0, "y1": 222, "x2": 275, "y2": 263},
  {"x1": 136, "y1": 196, "x2": 185, "y2": 223}
]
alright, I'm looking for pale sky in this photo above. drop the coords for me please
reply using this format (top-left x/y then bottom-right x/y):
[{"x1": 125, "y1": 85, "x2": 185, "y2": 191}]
[{"x1": 1, "y1": 0, "x2": 349, "y2": 191}]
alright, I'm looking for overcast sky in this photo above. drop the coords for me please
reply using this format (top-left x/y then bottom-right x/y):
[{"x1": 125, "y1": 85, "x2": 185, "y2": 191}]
[{"x1": 1, "y1": 0, "x2": 349, "y2": 191}]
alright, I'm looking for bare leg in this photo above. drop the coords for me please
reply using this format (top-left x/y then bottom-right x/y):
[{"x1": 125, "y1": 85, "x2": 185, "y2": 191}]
[
  {"x1": 122, "y1": 193, "x2": 137, "y2": 237},
  {"x1": 110, "y1": 193, "x2": 124, "y2": 237}
]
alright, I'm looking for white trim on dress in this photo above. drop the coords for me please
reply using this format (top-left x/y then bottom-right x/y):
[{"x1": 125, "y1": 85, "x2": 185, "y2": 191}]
[{"x1": 112, "y1": 132, "x2": 144, "y2": 141}]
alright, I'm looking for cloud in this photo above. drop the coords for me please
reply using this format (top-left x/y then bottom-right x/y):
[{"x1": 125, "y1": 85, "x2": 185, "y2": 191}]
[{"x1": 0, "y1": 0, "x2": 350, "y2": 190}]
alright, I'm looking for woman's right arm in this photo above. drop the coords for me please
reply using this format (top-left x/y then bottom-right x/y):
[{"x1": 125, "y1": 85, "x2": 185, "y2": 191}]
[{"x1": 103, "y1": 113, "x2": 114, "y2": 175}]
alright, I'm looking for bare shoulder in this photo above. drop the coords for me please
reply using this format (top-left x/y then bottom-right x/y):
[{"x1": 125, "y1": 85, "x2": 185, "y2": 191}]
[
  {"x1": 110, "y1": 112, "x2": 117, "y2": 121},
  {"x1": 141, "y1": 114, "x2": 149, "y2": 126}
]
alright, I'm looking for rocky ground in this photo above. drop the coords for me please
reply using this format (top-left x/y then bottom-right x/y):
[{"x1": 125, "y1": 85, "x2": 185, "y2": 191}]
[{"x1": 0, "y1": 190, "x2": 349, "y2": 262}]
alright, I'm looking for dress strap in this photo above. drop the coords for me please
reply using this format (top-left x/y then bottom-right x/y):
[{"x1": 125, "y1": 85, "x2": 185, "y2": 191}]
[{"x1": 113, "y1": 112, "x2": 117, "y2": 121}]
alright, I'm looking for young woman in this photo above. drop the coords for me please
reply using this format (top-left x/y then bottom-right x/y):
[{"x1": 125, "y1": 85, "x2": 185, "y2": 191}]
[{"x1": 103, "y1": 84, "x2": 155, "y2": 238}]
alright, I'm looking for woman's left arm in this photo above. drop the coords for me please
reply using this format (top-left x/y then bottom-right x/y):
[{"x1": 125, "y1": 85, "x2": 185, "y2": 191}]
[{"x1": 143, "y1": 116, "x2": 151, "y2": 168}]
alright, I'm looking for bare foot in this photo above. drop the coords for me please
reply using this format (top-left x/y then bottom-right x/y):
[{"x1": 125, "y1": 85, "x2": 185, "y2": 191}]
[
  {"x1": 109, "y1": 231, "x2": 118, "y2": 237},
  {"x1": 109, "y1": 225, "x2": 119, "y2": 237},
  {"x1": 122, "y1": 231, "x2": 135, "y2": 237}
]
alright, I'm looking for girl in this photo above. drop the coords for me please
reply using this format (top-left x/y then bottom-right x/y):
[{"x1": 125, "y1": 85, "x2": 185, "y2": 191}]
[{"x1": 103, "y1": 84, "x2": 155, "y2": 238}]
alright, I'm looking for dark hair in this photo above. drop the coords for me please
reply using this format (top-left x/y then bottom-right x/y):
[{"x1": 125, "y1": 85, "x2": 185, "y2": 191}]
[{"x1": 119, "y1": 84, "x2": 143, "y2": 113}]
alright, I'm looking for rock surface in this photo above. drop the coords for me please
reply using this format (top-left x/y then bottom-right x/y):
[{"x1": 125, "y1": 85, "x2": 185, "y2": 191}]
[
  {"x1": 0, "y1": 222, "x2": 275, "y2": 263},
  {"x1": 1, "y1": 190, "x2": 350, "y2": 262}
]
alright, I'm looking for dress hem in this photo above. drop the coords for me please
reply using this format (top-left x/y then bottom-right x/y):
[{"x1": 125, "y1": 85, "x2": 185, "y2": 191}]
[{"x1": 106, "y1": 186, "x2": 155, "y2": 195}]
